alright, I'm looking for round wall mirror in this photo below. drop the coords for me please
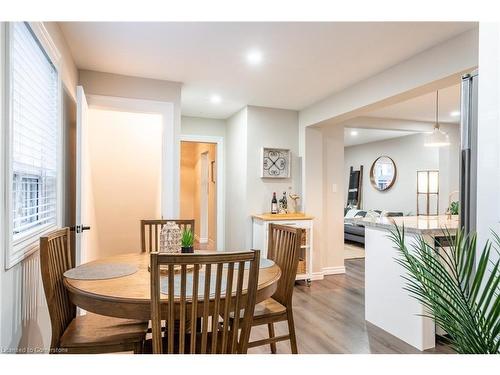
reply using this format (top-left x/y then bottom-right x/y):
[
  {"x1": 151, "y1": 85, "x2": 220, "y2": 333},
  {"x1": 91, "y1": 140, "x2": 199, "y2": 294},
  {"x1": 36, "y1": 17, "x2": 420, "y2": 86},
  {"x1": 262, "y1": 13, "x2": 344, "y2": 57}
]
[{"x1": 370, "y1": 156, "x2": 397, "y2": 191}]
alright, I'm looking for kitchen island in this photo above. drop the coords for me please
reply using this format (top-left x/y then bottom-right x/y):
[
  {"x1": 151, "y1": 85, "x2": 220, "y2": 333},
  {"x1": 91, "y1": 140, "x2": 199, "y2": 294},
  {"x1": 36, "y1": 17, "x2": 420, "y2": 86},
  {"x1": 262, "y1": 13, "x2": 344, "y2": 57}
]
[{"x1": 348, "y1": 215, "x2": 459, "y2": 351}]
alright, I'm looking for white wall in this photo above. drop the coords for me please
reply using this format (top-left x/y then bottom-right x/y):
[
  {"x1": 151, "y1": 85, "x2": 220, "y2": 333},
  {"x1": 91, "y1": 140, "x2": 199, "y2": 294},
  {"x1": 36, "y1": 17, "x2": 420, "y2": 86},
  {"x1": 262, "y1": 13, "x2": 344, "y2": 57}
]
[
  {"x1": 438, "y1": 124, "x2": 461, "y2": 213},
  {"x1": 304, "y1": 127, "x2": 324, "y2": 273},
  {"x1": 303, "y1": 124, "x2": 346, "y2": 275},
  {"x1": 476, "y1": 22, "x2": 500, "y2": 265},
  {"x1": 87, "y1": 109, "x2": 163, "y2": 260},
  {"x1": 323, "y1": 125, "x2": 346, "y2": 274},
  {"x1": 1, "y1": 22, "x2": 78, "y2": 352},
  {"x1": 245, "y1": 106, "x2": 300, "y2": 247},
  {"x1": 299, "y1": 28, "x2": 478, "y2": 129},
  {"x1": 299, "y1": 30, "x2": 477, "y2": 280},
  {"x1": 43, "y1": 22, "x2": 78, "y2": 100},
  {"x1": 224, "y1": 106, "x2": 301, "y2": 251},
  {"x1": 181, "y1": 116, "x2": 226, "y2": 138},
  {"x1": 344, "y1": 128, "x2": 460, "y2": 215},
  {"x1": 225, "y1": 108, "x2": 248, "y2": 250}
]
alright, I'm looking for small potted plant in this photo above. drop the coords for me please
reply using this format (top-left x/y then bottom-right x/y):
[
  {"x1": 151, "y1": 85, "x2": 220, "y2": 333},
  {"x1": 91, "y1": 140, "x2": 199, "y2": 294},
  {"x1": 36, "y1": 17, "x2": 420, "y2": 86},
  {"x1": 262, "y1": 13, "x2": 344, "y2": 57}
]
[{"x1": 181, "y1": 228, "x2": 194, "y2": 253}]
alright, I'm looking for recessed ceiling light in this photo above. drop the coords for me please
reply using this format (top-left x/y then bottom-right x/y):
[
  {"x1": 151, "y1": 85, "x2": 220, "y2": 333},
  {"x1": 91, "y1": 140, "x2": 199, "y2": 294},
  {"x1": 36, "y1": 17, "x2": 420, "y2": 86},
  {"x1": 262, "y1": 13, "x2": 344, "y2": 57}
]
[
  {"x1": 246, "y1": 49, "x2": 263, "y2": 65},
  {"x1": 210, "y1": 95, "x2": 221, "y2": 104},
  {"x1": 350, "y1": 130, "x2": 359, "y2": 136},
  {"x1": 450, "y1": 111, "x2": 460, "y2": 117}
]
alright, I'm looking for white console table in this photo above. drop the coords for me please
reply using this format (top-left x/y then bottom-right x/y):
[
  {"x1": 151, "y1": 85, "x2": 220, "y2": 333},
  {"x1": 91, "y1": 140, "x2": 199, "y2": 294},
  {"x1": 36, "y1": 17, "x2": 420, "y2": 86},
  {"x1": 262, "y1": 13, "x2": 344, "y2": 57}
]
[{"x1": 252, "y1": 213, "x2": 314, "y2": 286}]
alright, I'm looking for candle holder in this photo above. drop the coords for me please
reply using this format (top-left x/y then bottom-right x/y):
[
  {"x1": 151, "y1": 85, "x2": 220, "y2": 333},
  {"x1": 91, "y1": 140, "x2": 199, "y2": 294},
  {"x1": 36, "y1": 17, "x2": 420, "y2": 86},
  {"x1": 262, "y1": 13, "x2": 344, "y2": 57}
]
[{"x1": 159, "y1": 222, "x2": 182, "y2": 253}]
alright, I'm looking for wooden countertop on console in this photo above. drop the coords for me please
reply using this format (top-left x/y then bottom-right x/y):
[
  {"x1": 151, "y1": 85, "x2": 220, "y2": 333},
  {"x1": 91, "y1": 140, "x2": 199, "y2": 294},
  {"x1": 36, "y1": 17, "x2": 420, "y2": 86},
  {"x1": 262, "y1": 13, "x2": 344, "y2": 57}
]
[{"x1": 252, "y1": 213, "x2": 314, "y2": 221}]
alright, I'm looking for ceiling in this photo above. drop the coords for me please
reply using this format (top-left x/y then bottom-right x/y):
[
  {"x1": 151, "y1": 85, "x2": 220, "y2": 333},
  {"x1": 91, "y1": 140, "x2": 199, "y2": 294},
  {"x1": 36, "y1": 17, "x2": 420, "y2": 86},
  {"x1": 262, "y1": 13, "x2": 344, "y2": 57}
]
[
  {"x1": 59, "y1": 22, "x2": 476, "y2": 119},
  {"x1": 344, "y1": 128, "x2": 416, "y2": 147},
  {"x1": 367, "y1": 84, "x2": 461, "y2": 123}
]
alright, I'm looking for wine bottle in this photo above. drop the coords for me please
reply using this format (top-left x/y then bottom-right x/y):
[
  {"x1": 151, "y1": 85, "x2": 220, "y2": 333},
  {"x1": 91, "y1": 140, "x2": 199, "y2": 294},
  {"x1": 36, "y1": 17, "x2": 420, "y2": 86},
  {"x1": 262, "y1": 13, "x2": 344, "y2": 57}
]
[{"x1": 271, "y1": 192, "x2": 278, "y2": 214}]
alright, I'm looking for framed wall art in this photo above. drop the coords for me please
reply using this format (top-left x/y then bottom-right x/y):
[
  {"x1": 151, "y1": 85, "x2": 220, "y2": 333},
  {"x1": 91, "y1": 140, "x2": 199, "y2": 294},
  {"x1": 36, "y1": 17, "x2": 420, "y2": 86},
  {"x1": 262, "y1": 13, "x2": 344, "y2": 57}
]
[{"x1": 261, "y1": 147, "x2": 291, "y2": 178}]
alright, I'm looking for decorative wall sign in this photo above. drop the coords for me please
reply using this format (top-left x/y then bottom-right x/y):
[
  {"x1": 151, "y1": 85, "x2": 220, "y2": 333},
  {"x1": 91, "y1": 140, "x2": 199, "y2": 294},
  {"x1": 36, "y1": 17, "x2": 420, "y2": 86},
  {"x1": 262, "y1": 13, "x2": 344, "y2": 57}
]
[{"x1": 261, "y1": 148, "x2": 291, "y2": 178}]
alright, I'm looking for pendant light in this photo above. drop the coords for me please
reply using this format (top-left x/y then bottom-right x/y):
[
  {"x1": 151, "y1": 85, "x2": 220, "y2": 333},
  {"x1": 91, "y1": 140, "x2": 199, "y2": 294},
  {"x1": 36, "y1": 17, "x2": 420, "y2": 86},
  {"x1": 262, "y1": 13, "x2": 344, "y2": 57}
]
[{"x1": 424, "y1": 90, "x2": 450, "y2": 147}]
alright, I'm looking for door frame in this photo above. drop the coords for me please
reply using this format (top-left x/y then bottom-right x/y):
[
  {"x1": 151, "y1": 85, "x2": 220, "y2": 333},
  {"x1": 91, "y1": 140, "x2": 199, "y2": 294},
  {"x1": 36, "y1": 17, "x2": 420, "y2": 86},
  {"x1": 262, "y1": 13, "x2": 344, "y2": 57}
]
[
  {"x1": 86, "y1": 94, "x2": 176, "y2": 219},
  {"x1": 180, "y1": 134, "x2": 225, "y2": 251}
]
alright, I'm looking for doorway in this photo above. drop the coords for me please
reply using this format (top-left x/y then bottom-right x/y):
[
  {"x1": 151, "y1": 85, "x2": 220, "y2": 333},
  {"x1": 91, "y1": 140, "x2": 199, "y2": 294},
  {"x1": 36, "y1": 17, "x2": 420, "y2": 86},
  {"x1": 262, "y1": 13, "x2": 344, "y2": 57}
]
[
  {"x1": 341, "y1": 83, "x2": 462, "y2": 262},
  {"x1": 180, "y1": 141, "x2": 217, "y2": 251},
  {"x1": 85, "y1": 108, "x2": 163, "y2": 260}
]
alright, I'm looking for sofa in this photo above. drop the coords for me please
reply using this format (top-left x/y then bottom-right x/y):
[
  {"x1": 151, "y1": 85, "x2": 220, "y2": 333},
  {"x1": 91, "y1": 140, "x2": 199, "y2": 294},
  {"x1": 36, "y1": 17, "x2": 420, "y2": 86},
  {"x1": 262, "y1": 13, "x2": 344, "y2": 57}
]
[{"x1": 344, "y1": 208, "x2": 403, "y2": 245}]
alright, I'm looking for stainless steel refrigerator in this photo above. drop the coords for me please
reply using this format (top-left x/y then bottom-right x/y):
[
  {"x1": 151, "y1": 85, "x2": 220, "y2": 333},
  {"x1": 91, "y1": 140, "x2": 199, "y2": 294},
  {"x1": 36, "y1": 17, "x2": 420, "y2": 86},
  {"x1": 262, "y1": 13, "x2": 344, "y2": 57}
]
[{"x1": 460, "y1": 70, "x2": 478, "y2": 235}]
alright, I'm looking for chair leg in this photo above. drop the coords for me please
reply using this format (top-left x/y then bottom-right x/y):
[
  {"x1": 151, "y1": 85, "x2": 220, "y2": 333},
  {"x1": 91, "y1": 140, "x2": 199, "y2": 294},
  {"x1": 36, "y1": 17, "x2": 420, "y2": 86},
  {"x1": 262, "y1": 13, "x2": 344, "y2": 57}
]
[
  {"x1": 134, "y1": 340, "x2": 145, "y2": 354},
  {"x1": 286, "y1": 310, "x2": 298, "y2": 354},
  {"x1": 267, "y1": 323, "x2": 277, "y2": 354}
]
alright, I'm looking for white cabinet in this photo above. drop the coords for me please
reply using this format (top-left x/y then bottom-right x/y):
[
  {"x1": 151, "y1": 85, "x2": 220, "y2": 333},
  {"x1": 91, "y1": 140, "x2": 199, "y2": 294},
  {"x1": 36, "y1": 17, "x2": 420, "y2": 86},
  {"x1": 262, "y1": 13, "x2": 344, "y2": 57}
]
[{"x1": 251, "y1": 214, "x2": 314, "y2": 286}]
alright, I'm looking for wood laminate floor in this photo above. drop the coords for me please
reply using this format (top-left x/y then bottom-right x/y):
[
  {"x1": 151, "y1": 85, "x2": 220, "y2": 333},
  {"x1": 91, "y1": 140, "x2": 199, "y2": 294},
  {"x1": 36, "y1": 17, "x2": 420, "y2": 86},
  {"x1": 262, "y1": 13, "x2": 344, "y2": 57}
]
[
  {"x1": 248, "y1": 258, "x2": 453, "y2": 354},
  {"x1": 344, "y1": 242, "x2": 365, "y2": 259}
]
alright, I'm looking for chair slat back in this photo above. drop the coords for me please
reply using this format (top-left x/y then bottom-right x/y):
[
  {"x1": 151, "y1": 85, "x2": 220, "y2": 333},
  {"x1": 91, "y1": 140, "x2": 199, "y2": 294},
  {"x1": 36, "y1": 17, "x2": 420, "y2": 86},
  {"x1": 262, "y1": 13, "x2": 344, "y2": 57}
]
[
  {"x1": 267, "y1": 224, "x2": 302, "y2": 307},
  {"x1": 141, "y1": 219, "x2": 195, "y2": 253},
  {"x1": 39, "y1": 227, "x2": 76, "y2": 351},
  {"x1": 150, "y1": 250, "x2": 260, "y2": 354}
]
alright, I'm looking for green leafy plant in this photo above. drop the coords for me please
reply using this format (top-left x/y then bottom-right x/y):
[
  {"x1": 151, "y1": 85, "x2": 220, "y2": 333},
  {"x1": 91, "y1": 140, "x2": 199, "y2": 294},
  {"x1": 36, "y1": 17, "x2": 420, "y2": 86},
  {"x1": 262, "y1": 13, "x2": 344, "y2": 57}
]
[
  {"x1": 448, "y1": 201, "x2": 460, "y2": 215},
  {"x1": 181, "y1": 228, "x2": 194, "y2": 248},
  {"x1": 389, "y1": 225, "x2": 500, "y2": 354}
]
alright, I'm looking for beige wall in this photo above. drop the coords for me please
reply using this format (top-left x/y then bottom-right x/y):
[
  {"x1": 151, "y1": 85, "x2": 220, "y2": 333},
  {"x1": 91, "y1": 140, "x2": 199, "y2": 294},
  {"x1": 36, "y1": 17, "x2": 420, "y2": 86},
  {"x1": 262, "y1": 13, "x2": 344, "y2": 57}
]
[
  {"x1": 180, "y1": 142, "x2": 217, "y2": 248},
  {"x1": 180, "y1": 142, "x2": 197, "y2": 222},
  {"x1": 79, "y1": 70, "x2": 182, "y2": 217},
  {"x1": 87, "y1": 109, "x2": 163, "y2": 259}
]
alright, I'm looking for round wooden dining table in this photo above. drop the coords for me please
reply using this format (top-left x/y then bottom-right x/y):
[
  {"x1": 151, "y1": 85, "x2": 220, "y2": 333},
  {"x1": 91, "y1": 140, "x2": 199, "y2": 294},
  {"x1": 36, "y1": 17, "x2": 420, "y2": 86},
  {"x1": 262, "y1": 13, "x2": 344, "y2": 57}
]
[{"x1": 64, "y1": 251, "x2": 281, "y2": 320}]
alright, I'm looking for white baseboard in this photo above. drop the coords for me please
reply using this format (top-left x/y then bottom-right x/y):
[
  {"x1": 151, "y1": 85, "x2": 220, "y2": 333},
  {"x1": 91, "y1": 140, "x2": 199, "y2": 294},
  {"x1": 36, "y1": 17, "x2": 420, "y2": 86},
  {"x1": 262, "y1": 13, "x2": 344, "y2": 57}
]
[
  {"x1": 322, "y1": 266, "x2": 346, "y2": 275},
  {"x1": 311, "y1": 273, "x2": 325, "y2": 281},
  {"x1": 311, "y1": 266, "x2": 346, "y2": 281}
]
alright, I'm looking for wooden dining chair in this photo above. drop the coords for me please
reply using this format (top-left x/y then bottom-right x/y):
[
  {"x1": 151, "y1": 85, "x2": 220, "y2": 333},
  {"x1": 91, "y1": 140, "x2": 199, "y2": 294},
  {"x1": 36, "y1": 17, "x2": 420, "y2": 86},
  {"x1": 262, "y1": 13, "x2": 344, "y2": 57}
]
[
  {"x1": 141, "y1": 219, "x2": 195, "y2": 252},
  {"x1": 149, "y1": 250, "x2": 260, "y2": 354},
  {"x1": 40, "y1": 228, "x2": 149, "y2": 354},
  {"x1": 246, "y1": 224, "x2": 302, "y2": 353}
]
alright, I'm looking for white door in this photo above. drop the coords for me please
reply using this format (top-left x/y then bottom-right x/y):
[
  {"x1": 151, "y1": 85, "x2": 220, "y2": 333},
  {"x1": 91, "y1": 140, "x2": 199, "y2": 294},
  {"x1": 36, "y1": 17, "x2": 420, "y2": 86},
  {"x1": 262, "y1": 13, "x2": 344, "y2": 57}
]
[{"x1": 75, "y1": 86, "x2": 92, "y2": 265}]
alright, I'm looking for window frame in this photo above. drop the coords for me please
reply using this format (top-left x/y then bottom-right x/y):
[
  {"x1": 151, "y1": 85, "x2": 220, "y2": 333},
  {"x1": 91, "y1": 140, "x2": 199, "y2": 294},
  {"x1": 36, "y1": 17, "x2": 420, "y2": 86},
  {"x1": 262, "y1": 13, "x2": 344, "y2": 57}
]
[{"x1": 2, "y1": 22, "x2": 63, "y2": 269}]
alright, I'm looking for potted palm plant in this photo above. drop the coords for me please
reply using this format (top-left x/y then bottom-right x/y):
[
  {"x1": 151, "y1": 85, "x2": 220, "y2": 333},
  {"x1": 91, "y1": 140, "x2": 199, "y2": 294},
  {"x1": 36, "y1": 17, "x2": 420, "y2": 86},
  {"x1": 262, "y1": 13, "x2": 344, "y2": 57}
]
[
  {"x1": 181, "y1": 228, "x2": 194, "y2": 253},
  {"x1": 389, "y1": 226, "x2": 499, "y2": 354}
]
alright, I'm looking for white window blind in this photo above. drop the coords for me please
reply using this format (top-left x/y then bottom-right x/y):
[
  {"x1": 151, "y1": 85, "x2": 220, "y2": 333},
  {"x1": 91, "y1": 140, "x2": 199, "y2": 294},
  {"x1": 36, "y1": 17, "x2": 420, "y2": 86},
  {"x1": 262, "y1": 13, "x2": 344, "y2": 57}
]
[{"x1": 11, "y1": 22, "x2": 59, "y2": 240}]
